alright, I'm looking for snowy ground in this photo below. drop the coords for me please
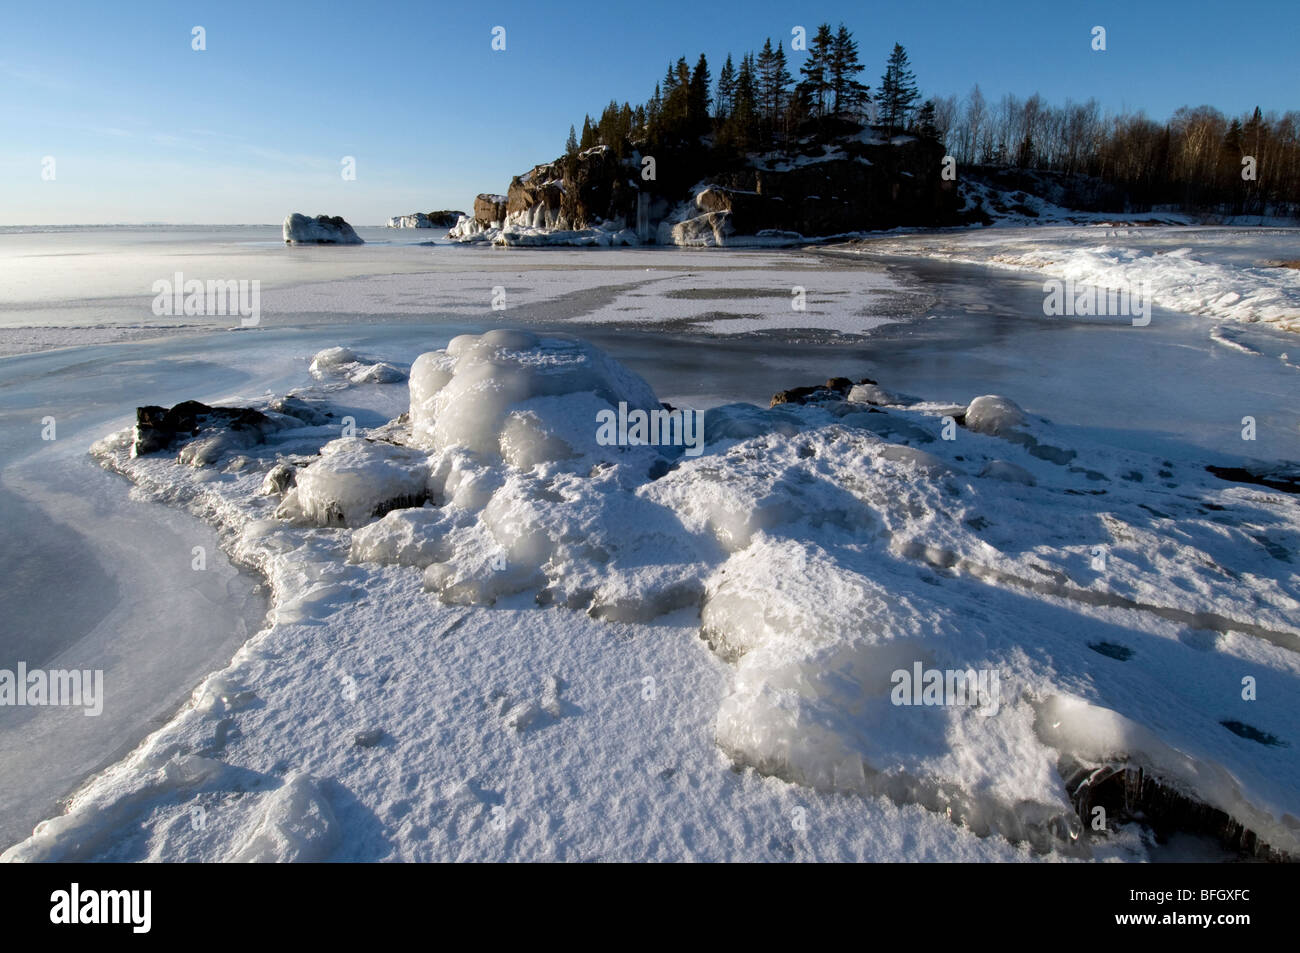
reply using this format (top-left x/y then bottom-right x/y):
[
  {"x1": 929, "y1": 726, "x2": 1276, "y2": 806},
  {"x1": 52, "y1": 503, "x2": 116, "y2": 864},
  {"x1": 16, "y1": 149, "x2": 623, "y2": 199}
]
[
  {"x1": 4, "y1": 328, "x2": 1298, "y2": 862},
  {"x1": 841, "y1": 226, "x2": 1300, "y2": 332}
]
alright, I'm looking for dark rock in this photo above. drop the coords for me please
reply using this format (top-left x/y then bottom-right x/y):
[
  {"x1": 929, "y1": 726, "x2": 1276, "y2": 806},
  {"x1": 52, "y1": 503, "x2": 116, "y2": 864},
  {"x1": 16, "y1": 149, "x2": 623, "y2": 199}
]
[
  {"x1": 1064, "y1": 756, "x2": 1292, "y2": 861},
  {"x1": 1206, "y1": 464, "x2": 1300, "y2": 494},
  {"x1": 132, "y1": 400, "x2": 282, "y2": 464},
  {"x1": 770, "y1": 377, "x2": 855, "y2": 408},
  {"x1": 425, "y1": 210, "x2": 464, "y2": 227}
]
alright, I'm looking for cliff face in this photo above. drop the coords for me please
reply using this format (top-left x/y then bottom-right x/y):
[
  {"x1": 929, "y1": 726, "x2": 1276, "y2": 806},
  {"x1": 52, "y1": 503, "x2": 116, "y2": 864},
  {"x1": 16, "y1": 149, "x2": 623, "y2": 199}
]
[{"x1": 464, "y1": 124, "x2": 960, "y2": 244}]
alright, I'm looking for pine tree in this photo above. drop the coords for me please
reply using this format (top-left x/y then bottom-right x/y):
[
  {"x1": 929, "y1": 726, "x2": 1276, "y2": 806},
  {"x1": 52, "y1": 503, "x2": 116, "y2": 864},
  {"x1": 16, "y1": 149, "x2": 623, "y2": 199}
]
[
  {"x1": 689, "y1": 53, "x2": 712, "y2": 136},
  {"x1": 797, "y1": 24, "x2": 835, "y2": 118},
  {"x1": 715, "y1": 54, "x2": 736, "y2": 120},
  {"x1": 726, "y1": 52, "x2": 759, "y2": 151},
  {"x1": 565, "y1": 124, "x2": 579, "y2": 156},
  {"x1": 829, "y1": 24, "x2": 868, "y2": 118},
  {"x1": 915, "y1": 100, "x2": 938, "y2": 140},
  {"x1": 878, "y1": 43, "x2": 920, "y2": 135},
  {"x1": 579, "y1": 115, "x2": 596, "y2": 150}
]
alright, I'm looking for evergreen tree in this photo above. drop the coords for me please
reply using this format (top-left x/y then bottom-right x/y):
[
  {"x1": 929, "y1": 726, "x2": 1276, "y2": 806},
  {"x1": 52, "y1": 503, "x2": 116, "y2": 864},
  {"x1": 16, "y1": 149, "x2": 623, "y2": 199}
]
[
  {"x1": 715, "y1": 54, "x2": 736, "y2": 120},
  {"x1": 915, "y1": 99, "x2": 938, "y2": 140},
  {"x1": 689, "y1": 53, "x2": 712, "y2": 136},
  {"x1": 829, "y1": 24, "x2": 868, "y2": 117},
  {"x1": 878, "y1": 43, "x2": 920, "y2": 134},
  {"x1": 565, "y1": 124, "x2": 579, "y2": 156},
  {"x1": 757, "y1": 38, "x2": 793, "y2": 132},
  {"x1": 579, "y1": 115, "x2": 596, "y2": 150},
  {"x1": 797, "y1": 24, "x2": 835, "y2": 118},
  {"x1": 646, "y1": 84, "x2": 662, "y2": 130},
  {"x1": 725, "y1": 52, "x2": 759, "y2": 151}
]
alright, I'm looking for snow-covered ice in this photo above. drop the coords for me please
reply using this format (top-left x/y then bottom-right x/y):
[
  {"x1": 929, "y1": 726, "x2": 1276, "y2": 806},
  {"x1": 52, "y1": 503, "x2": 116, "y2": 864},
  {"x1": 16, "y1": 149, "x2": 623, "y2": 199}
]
[
  {"x1": 844, "y1": 226, "x2": 1300, "y2": 332},
  {"x1": 5, "y1": 329, "x2": 1298, "y2": 862}
]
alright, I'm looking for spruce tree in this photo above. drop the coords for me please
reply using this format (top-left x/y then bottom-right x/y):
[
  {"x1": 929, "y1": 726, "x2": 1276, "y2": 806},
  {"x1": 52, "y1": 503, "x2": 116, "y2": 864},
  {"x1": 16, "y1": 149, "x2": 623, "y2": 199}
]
[
  {"x1": 565, "y1": 124, "x2": 579, "y2": 156},
  {"x1": 797, "y1": 24, "x2": 834, "y2": 118},
  {"x1": 915, "y1": 100, "x2": 938, "y2": 140},
  {"x1": 830, "y1": 24, "x2": 868, "y2": 118},
  {"x1": 878, "y1": 43, "x2": 920, "y2": 134},
  {"x1": 689, "y1": 53, "x2": 712, "y2": 136},
  {"x1": 715, "y1": 55, "x2": 736, "y2": 120}
]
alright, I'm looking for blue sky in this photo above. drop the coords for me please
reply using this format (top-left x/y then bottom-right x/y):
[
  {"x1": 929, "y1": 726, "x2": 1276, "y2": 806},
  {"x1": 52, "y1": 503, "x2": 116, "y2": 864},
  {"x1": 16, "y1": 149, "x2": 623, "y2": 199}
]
[{"x1": 3, "y1": 0, "x2": 1296, "y2": 224}]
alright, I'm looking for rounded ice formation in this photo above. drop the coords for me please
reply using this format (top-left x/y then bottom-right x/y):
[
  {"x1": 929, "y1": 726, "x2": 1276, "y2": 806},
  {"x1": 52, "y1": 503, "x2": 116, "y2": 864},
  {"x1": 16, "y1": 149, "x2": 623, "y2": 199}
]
[
  {"x1": 964, "y1": 395, "x2": 1028, "y2": 436},
  {"x1": 408, "y1": 329, "x2": 662, "y2": 464},
  {"x1": 309, "y1": 347, "x2": 359, "y2": 377}
]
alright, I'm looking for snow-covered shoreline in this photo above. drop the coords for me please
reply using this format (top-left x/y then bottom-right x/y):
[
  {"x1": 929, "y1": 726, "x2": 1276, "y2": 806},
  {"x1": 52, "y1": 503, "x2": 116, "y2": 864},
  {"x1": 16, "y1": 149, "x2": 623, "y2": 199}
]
[
  {"x1": 839, "y1": 225, "x2": 1300, "y2": 332},
  {"x1": 6, "y1": 330, "x2": 1298, "y2": 862}
]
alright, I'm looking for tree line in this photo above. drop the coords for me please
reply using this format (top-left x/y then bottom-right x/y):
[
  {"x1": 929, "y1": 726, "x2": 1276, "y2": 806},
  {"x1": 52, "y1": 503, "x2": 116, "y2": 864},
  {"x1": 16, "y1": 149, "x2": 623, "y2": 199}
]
[
  {"x1": 933, "y1": 89, "x2": 1300, "y2": 215},
  {"x1": 560, "y1": 27, "x2": 1299, "y2": 216},
  {"x1": 566, "y1": 25, "x2": 931, "y2": 163}
]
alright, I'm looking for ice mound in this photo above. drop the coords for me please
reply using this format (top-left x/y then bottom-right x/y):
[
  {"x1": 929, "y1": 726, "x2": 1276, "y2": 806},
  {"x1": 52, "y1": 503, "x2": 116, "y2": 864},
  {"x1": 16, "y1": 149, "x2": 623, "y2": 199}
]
[
  {"x1": 308, "y1": 346, "x2": 407, "y2": 385},
  {"x1": 964, "y1": 395, "x2": 1027, "y2": 436},
  {"x1": 349, "y1": 508, "x2": 447, "y2": 567},
  {"x1": 409, "y1": 329, "x2": 661, "y2": 464},
  {"x1": 276, "y1": 438, "x2": 430, "y2": 527},
  {"x1": 282, "y1": 213, "x2": 363, "y2": 245}
]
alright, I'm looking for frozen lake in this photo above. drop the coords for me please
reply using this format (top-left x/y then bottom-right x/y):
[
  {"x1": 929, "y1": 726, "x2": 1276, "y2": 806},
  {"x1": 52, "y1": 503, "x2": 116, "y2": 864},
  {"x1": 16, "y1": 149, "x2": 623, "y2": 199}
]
[{"x1": 1, "y1": 225, "x2": 1296, "y2": 854}]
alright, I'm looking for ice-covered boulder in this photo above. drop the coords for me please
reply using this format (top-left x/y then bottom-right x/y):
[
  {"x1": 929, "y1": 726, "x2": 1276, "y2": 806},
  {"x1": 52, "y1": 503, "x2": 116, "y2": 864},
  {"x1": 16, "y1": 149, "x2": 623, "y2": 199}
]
[
  {"x1": 282, "y1": 213, "x2": 363, "y2": 245},
  {"x1": 307, "y1": 346, "x2": 407, "y2": 385},
  {"x1": 276, "y1": 438, "x2": 430, "y2": 527},
  {"x1": 963, "y1": 395, "x2": 1028, "y2": 436},
  {"x1": 672, "y1": 211, "x2": 733, "y2": 247},
  {"x1": 387, "y1": 213, "x2": 432, "y2": 228},
  {"x1": 385, "y1": 211, "x2": 464, "y2": 229}
]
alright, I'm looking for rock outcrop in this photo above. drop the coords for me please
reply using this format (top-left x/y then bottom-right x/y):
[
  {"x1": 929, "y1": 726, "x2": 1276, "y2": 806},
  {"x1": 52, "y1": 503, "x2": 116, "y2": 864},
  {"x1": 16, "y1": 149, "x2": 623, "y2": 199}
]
[
  {"x1": 283, "y1": 213, "x2": 364, "y2": 245},
  {"x1": 134, "y1": 401, "x2": 281, "y2": 466},
  {"x1": 473, "y1": 194, "x2": 508, "y2": 227},
  {"x1": 387, "y1": 211, "x2": 465, "y2": 228},
  {"x1": 455, "y1": 123, "x2": 961, "y2": 246}
]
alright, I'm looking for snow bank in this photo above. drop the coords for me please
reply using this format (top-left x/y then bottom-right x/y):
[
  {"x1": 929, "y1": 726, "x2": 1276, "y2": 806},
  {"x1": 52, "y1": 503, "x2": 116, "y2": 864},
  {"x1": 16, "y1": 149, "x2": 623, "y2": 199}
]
[{"x1": 845, "y1": 226, "x2": 1300, "y2": 332}]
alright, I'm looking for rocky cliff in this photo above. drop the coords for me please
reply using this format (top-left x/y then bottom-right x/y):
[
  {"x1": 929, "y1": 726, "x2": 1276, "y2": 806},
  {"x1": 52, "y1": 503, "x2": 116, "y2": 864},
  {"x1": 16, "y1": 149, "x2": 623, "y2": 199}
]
[{"x1": 456, "y1": 124, "x2": 960, "y2": 246}]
